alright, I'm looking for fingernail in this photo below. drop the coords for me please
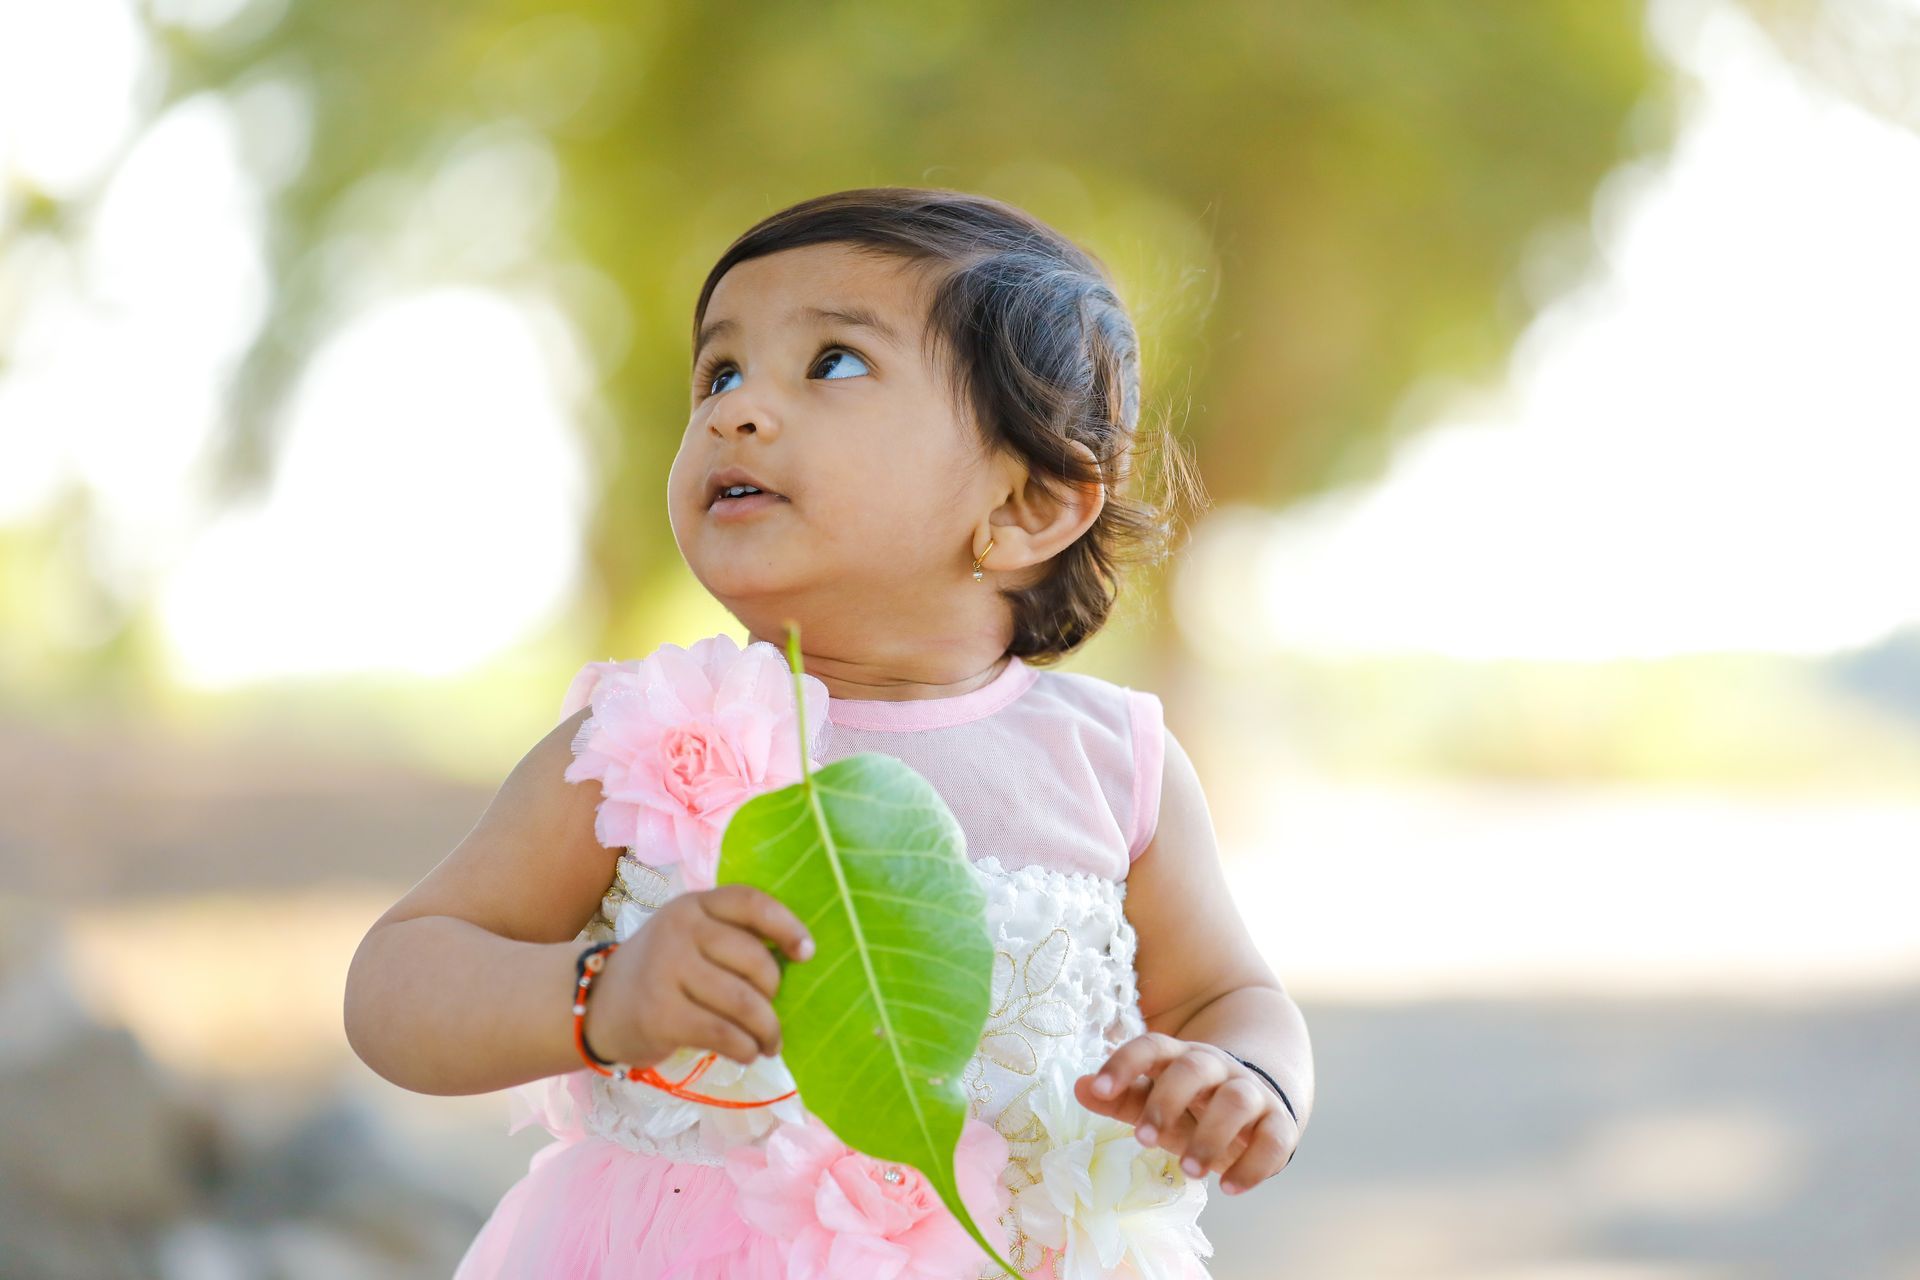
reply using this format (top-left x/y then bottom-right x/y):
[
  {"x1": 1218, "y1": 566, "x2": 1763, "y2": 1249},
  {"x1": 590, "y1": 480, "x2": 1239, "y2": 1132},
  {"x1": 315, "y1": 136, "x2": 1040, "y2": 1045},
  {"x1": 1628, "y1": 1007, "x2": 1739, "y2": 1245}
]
[
  {"x1": 1223, "y1": 1181, "x2": 1241, "y2": 1196},
  {"x1": 796, "y1": 937, "x2": 814, "y2": 961},
  {"x1": 1136, "y1": 1125, "x2": 1156, "y2": 1146},
  {"x1": 1183, "y1": 1157, "x2": 1204, "y2": 1176},
  {"x1": 1093, "y1": 1074, "x2": 1114, "y2": 1097}
]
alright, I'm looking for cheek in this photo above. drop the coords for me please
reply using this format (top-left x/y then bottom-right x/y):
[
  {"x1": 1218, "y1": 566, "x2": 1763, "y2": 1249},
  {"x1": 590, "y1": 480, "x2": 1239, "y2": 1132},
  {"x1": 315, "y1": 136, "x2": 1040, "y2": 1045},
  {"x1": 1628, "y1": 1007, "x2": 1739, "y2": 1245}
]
[
  {"x1": 842, "y1": 438, "x2": 952, "y2": 508},
  {"x1": 667, "y1": 437, "x2": 697, "y2": 497},
  {"x1": 832, "y1": 476, "x2": 925, "y2": 541},
  {"x1": 665, "y1": 448, "x2": 705, "y2": 534}
]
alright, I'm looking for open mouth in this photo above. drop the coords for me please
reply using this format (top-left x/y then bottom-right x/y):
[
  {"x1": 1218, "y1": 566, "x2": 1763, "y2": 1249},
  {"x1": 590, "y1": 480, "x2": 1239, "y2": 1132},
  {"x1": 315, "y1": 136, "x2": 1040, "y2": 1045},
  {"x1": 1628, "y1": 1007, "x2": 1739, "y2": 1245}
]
[
  {"x1": 709, "y1": 486, "x2": 787, "y2": 516},
  {"x1": 711, "y1": 483, "x2": 781, "y2": 506}
]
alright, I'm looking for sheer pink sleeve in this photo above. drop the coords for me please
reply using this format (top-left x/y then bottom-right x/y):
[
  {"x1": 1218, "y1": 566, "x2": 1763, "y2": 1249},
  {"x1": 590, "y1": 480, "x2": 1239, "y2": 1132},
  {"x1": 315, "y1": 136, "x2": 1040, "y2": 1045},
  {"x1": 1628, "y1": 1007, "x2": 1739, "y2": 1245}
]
[{"x1": 1125, "y1": 689, "x2": 1165, "y2": 862}]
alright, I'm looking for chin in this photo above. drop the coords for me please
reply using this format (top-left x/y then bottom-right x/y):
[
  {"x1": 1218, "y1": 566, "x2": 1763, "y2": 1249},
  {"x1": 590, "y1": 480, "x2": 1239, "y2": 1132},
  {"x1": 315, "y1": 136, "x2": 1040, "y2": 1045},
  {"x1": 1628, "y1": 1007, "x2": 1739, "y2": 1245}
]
[{"x1": 690, "y1": 558, "x2": 809, "y2": 610}]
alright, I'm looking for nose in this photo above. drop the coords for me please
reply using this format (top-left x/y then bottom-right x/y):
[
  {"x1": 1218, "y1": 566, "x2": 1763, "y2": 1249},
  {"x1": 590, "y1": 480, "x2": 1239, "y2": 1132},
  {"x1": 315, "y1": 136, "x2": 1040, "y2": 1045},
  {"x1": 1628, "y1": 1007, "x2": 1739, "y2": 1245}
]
[{"x1": 706, "y1": 391, "x2": 777, "y2": 441}]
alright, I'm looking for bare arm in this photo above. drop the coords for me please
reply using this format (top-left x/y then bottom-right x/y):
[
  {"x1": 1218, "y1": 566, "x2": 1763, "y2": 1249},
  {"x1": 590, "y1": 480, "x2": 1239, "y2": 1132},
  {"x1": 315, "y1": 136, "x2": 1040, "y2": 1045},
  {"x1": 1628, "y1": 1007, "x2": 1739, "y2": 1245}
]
[
  {"x1": 1075, "y1": 723, "x2": 1315, "y2": 1195},
  {"x1": 1127, "y1": 727, "x2": 1314, "y2": 1129},
  {"x1": 343, "y1": 707, "x2": 621, "y2": 1096},
  {"x1": 344, "y1": 703, "x2": 816, "y2": 1098}
]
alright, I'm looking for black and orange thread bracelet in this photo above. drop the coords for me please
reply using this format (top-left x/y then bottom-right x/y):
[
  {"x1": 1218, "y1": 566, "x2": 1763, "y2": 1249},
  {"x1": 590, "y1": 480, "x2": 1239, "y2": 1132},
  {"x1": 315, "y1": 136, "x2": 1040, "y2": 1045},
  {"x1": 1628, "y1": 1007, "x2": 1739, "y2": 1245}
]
[
  {"x1": 568, "y1": 939, "x2": 796, "y2": 1109},
  {"x1": 572, "y1": 940, "x2": 623, "y2": 1070}
]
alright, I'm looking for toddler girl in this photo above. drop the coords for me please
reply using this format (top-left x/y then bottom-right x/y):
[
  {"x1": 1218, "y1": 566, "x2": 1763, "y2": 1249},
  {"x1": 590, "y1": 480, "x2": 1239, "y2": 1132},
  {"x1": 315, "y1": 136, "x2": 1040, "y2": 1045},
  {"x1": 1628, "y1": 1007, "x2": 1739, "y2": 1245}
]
[{"x1": 344, "y1": 186, "x2": 1313, "y2": 1280}]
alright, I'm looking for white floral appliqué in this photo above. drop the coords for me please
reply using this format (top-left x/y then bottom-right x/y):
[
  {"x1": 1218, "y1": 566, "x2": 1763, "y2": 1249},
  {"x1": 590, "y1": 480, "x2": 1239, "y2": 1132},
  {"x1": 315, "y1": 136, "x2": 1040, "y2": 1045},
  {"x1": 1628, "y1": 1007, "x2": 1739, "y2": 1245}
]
[{"x1": 1011, "y1": 1058, "x2": 1213, "y2": 1280}]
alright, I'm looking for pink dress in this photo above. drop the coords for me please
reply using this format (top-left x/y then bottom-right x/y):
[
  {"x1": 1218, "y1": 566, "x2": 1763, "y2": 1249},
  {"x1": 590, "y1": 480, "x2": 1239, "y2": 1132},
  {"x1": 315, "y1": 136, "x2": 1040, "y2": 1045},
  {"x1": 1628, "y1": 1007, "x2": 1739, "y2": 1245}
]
[{"x1": 453, "y1": 652, "x2": 1215, "y2": 1280}]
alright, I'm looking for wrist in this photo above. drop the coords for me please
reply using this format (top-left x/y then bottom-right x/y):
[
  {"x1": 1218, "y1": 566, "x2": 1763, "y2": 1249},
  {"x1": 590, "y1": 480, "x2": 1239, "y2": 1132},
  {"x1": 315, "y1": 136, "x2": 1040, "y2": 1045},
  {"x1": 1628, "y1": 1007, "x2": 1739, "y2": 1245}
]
[
  {"x1": 579, "y1": 990, "x2": 621, "y2": 1067},
  {"x1": 1229, "y1": 1054, "x2": 1298, "y2": 1124},
  {"x1": 574, "y1": 941, "x2": 634, "y2": 1070}
]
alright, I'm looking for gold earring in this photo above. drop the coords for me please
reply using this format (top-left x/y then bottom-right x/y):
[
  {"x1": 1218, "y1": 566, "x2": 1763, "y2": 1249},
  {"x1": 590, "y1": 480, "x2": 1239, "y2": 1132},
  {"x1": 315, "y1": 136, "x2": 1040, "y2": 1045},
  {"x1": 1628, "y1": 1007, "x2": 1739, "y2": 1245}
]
[{"x1": 972, "y1": 537, "x2": 995, "y2": 582}]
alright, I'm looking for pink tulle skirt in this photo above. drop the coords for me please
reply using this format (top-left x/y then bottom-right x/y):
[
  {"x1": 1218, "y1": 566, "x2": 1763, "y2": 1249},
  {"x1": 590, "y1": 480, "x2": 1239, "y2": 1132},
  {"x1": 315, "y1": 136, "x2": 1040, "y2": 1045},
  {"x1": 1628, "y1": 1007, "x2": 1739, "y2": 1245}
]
[{"x1": 453, "y1": 1136, "x2": 789, "y2": 1280}]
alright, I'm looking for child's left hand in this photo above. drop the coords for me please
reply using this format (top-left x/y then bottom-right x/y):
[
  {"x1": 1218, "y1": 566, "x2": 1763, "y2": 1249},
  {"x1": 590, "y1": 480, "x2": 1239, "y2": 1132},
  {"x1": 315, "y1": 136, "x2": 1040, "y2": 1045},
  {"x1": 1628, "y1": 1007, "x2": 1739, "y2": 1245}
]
[{"x1": 1074, "y1": 1032, "x2": 1297, "y2": 1197}]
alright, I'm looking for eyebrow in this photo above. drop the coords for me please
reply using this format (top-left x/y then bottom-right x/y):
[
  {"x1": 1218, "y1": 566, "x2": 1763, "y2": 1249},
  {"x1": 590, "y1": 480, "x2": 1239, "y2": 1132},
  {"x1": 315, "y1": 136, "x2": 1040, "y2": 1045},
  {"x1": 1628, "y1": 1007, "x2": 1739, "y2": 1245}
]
[{"x1": 694, "y1": 303, "x2": 907, "y2": 364}]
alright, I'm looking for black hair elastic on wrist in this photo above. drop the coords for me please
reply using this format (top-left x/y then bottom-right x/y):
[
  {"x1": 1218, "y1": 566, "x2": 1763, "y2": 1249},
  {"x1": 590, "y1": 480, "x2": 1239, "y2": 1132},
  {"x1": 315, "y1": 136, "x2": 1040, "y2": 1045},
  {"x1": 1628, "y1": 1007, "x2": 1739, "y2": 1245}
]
[{"x1": 1231, "y1": 1054, "x2": 1297, "y2": 1124}]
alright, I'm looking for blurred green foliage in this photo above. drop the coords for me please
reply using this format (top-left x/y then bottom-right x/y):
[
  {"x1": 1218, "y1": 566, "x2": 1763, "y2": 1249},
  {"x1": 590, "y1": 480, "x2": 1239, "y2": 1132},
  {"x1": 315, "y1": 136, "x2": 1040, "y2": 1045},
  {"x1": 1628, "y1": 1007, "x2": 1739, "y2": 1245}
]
[{"x1": 145, "y1": 0, "x2": 1671, "y2": 660}]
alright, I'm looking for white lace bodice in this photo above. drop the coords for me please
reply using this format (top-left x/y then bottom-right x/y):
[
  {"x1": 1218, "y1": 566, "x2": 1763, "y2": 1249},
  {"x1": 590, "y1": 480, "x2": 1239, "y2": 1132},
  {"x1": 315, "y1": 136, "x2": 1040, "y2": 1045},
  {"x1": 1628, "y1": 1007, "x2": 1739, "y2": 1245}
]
[{"x1": 565, "y1": 848, "x2": 1192, "y2": 1279}]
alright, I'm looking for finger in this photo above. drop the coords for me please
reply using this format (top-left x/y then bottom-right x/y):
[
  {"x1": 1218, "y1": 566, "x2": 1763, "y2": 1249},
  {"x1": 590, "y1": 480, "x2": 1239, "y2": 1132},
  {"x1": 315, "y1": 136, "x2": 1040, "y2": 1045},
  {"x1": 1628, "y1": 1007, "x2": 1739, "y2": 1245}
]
[
  {"x1": 1134, "y1": 1048, "x2": 1229, "y2": 1155},
  {"x1": 1146, "y1": 1091, "x2": 1205, "y2": 1161},
  {"x1": 696, "y1": 921, "x2": 785, "y2": 1000},
  {"x1": 1196, "y1": 1088, "x2": 1259, "y2": 1162},
  {"x1": 702, "y1": 884, "x2": 814, "y2": 962},
  {"x1": 1086, "y1": 1033, "x2": 1183, "y2": 1102},
  {"x1": 1219, "y1": 1107, "x2": 1295, "y2": 1195},
  {"x1": 1184, "y1": 1087, "x2": 1255, "y2": 1149},
  {"x1": 673, "y1": 996, "x2": 765, "y2": 1067},
  {"x1": 1075, "y1": 1065, "x2": 1156, "y2": 1122},
  {"x1": 681, "y1": 971, "x2": 782, "y2": 1060},
  {"x1": 1181, "y1": 1077, "x2": 1267, "y2": 1179}
]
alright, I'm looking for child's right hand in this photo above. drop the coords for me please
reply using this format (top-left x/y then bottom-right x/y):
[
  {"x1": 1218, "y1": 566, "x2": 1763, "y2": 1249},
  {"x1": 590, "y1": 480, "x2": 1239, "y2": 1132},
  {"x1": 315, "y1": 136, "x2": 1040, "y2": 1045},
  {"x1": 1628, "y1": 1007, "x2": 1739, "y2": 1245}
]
[{"x1": 583, "y1": 883, "x2": 816, "y2": 1069}]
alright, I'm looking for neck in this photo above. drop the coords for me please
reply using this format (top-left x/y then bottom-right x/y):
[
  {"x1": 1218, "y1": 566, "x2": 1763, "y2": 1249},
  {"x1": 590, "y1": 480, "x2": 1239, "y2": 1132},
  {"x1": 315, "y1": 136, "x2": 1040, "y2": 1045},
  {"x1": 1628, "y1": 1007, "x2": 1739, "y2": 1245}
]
[
  {"x1": 727, "y1": 572, "x2": 1018, "y2": 701},
  {"x1": 743, "y1": 628, "x2": 1011, "y2": 703}
]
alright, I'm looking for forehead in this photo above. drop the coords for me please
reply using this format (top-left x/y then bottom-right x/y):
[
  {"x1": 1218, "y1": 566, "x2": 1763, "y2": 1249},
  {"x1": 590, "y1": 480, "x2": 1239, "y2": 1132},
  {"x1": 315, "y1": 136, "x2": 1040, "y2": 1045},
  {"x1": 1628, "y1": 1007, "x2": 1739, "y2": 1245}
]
[{"x1": 697, "y1": 243, "x2": 933, "y2": 359}]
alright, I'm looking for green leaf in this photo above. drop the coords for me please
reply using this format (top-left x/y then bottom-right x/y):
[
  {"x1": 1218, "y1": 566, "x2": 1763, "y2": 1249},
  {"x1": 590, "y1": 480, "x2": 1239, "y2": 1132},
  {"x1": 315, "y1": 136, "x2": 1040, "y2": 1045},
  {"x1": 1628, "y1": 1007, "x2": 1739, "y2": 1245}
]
[{"x1": 714, "y1": 626, "x2": 1017, "y2": 1277}]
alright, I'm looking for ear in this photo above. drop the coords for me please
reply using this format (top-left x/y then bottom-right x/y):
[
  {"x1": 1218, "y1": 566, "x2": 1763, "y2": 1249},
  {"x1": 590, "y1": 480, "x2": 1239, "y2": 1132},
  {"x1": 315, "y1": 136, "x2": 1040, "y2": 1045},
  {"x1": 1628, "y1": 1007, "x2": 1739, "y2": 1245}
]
[{"x1": 973, "y1": 441, "x2": 1105, "y2": 582}]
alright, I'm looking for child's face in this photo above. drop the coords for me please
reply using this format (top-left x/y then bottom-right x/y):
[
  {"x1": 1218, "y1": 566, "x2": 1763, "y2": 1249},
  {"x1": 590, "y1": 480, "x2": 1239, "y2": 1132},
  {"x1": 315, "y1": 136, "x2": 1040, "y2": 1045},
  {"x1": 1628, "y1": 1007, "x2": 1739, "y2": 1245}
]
[{"x1": 668, "y1": 242, "x2": 1012, "y2": 652}]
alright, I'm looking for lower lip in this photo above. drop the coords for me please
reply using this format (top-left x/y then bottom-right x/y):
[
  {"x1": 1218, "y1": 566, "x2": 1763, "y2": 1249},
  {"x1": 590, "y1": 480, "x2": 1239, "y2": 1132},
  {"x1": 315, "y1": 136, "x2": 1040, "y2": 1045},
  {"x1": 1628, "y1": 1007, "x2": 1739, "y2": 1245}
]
[{"x1": 709, "y1": 492, "x2": 787, "y2": 520}]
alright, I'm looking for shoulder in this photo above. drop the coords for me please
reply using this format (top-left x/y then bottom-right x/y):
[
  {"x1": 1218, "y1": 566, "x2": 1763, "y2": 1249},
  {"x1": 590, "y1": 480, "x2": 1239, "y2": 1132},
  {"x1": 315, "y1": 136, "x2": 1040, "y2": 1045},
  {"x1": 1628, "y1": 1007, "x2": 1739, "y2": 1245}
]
[
  {"x1": 1024, "y1": 665, "x2": 1168, "y2": 861},
  {"x1": 367, "y1": 702, "x2": 613, "y2": 941},
  {"x1": 1128, "y1": 722, "x2": 1218, "y2": 897},
  {"x1": 1121, "y1": 684, "x2": 1166, "y2": 861},
  {"x1": 1023, "y1": 663, "x2": 1159, "y2": 728},
  {"x1": 1130, "y1": 725, "x2": 1217, "y2": 893}
]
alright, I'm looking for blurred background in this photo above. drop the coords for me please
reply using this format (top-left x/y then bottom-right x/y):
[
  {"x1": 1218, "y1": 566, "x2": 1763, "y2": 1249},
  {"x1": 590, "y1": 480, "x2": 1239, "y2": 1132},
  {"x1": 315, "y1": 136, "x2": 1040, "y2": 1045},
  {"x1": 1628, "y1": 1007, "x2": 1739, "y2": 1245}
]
[{"x1": 3, "y1": 0, "x2": 1917, "y2": 1275}]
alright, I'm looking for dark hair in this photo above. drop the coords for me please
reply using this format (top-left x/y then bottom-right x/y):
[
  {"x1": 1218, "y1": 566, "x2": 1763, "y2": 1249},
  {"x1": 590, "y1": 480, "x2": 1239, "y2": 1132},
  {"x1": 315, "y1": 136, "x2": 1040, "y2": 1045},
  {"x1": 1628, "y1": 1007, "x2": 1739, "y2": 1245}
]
[{"x1": 691, "y1": 186, "x2": 1207, "y2": 665}]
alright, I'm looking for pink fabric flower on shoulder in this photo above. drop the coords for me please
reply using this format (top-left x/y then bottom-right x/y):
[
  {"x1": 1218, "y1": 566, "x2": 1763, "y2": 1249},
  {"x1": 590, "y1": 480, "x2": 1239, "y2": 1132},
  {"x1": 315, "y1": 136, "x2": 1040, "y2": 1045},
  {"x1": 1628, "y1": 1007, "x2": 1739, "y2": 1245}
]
[
  {"x1": 560, "y1": 634, "x2": 830, "y2": 891},
  {"x1": 723, "y1": 1112, "x2": 1013, "y2": 1280}
]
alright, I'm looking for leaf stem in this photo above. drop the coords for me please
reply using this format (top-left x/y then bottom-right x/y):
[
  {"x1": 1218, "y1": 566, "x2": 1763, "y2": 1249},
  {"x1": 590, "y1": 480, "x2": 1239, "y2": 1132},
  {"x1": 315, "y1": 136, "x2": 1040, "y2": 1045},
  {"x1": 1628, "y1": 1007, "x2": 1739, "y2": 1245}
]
[{"x1": 782, "y1": 620, "x2": 814, "y2": 794}]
